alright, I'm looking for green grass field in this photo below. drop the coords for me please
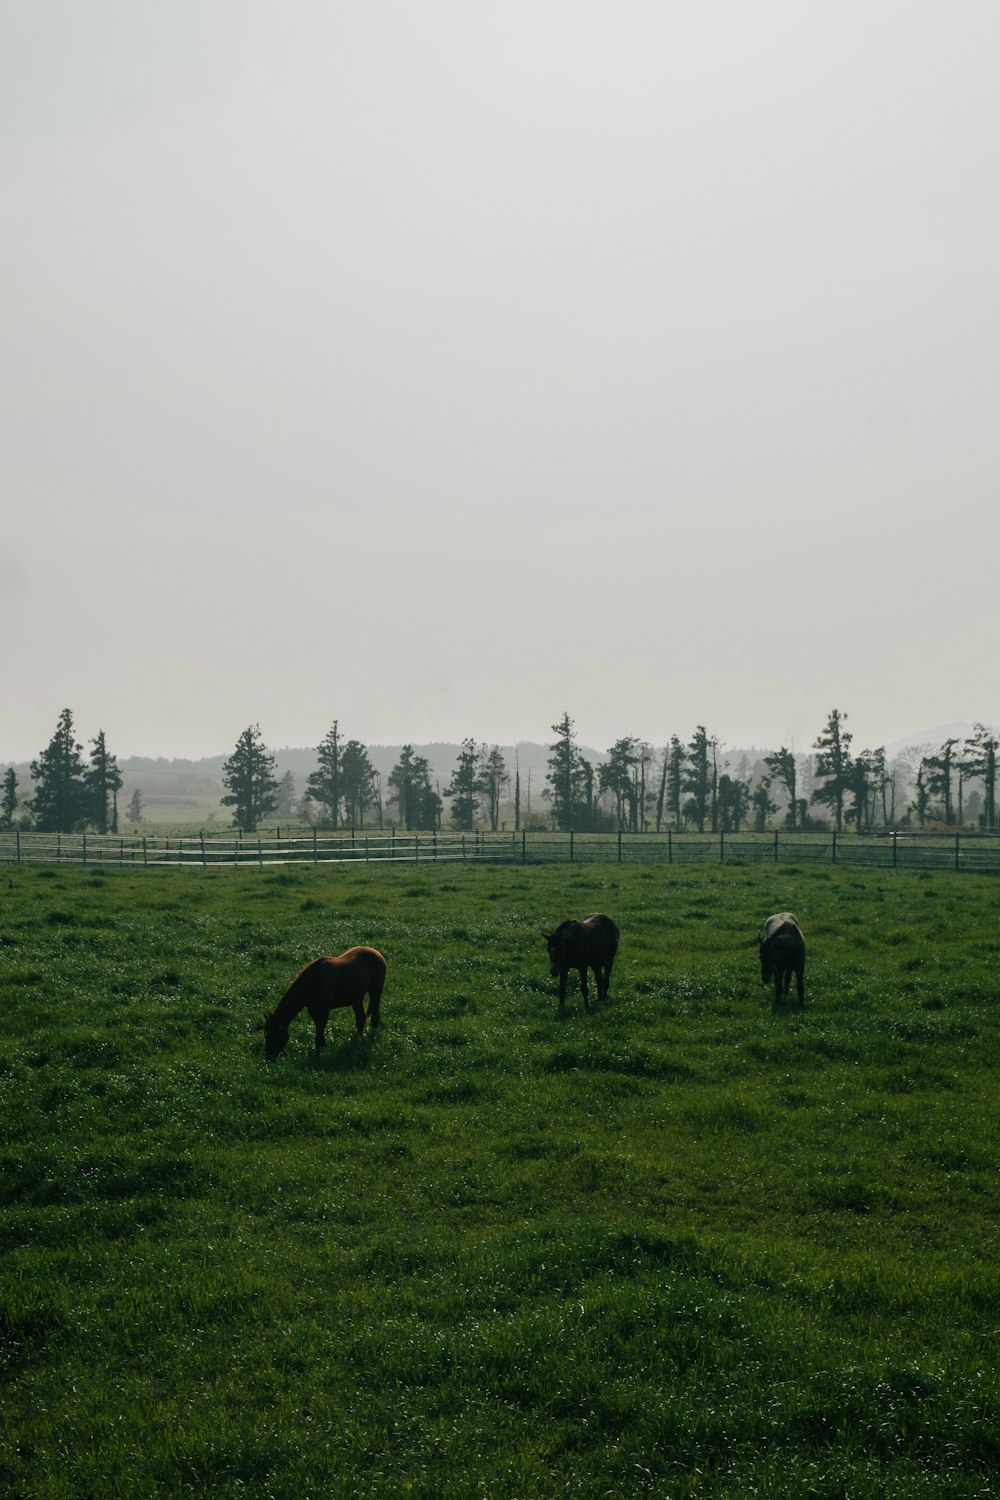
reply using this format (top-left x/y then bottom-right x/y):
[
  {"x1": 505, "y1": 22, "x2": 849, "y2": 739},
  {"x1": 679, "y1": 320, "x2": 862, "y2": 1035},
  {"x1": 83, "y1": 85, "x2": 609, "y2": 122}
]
[{"x1": 2, "y1": 861, "x2": 999, "y2": 1498}]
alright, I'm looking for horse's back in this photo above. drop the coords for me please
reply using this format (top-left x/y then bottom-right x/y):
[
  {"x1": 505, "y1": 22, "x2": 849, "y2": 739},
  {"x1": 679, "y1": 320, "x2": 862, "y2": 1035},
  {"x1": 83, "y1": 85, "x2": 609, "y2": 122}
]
[
  {"x1": 323, "y1": 946, "x2": 387, "y2": 986},
  {"x1": 581, "y1": 912, "x2": 619, "y2": 957},
  {"x1": 764, "y1": 913, "x2": 801, "y2": 942}
]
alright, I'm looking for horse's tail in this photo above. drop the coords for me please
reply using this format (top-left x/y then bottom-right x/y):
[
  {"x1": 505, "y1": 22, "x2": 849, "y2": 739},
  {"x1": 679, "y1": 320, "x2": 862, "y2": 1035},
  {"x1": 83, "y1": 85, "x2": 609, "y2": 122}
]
[{"x1": 365, "y1": 953, "x2": 387, "y2": 1027}]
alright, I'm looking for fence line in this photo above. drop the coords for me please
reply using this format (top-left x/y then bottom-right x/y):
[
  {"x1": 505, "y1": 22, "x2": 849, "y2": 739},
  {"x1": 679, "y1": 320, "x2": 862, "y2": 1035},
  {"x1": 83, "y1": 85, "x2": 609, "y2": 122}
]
[{"x1": 3, "y1": 827, "x2": 1000, "y2": 874}]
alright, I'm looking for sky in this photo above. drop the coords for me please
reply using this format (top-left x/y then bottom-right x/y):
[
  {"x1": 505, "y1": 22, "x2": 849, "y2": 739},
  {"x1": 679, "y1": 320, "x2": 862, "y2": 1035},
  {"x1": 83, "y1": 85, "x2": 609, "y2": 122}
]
[{"x1": 3, "y1": 1, "x2": 999, "y2": 763}]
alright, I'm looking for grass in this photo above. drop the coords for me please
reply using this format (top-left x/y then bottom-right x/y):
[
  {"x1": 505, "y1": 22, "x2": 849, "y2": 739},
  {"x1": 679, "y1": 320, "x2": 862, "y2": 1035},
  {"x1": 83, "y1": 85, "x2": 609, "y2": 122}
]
[{"x1": 2, "y1": 861, "x2": 1000, "y2": 1497}]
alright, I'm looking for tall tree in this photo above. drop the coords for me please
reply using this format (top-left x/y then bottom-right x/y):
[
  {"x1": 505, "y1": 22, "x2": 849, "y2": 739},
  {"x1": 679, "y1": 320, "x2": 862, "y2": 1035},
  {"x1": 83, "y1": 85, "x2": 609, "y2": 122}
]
[
  {"x1": 444, "y1": 738, "x2": 480, "y2": 830},
  {"x1": 764, "y1": 747, "x2": 798, "y2": 830},
  {"x1": 307, "y1": 721, "x2": 344, "y2": 828},
  {"x1": 127, "y1": 787, "x2": 144, "y2": 825},
  {"x1": 665, "y1": 736, "x2": 685, "y2": 829},
  {"x1": 1, "y1": 767, "x2": 19, "y2": 829},
  {"x1": 599, "y1": 736, "x2": 640, "y2": 831},
  {"x1": 811, "y1": 708, "x2": 853, "y2": 831},
  {"x1": 964, "y1": 724, "x2": 998, "y2": 830},
  {"x1": 923, "y1": 738, "x2": 959, "y2": 824},
  {"x1": 717, "y1": 772, "x2": 750, "y2": 832},
  {"x1": 477, "y1": 745, "x2": 509, "y2": 832},
  {"x1": 276, "y1": 770, "x2": 296, "y2": 821},
  {"x1": 388, "y1": 747, "x2": 441, "y2": 830},
  {"x1": 341, "y1": 740, "x2": 376, "y2": 827},
  {"x1": 682, "y1": 727, "x2": 713, "y2": 833},
  {"x1": 848, "y1": 749, "x2": 881, "y2": 832},
  {"x1": 751, "y1": 777, "x2": 777, "y2": 832},
  {"x1": 31, "y1": 708, "x2": 88, "y2": 832},
  {"x1": 546, "y1": 713, "x2": 589, "y2": 832},
  {"x1": 84, "y1": 729, "x2": 122, "y2": 834},
  {"x1": 221, "y1": 724, "x2": 278, "y2": 833}
]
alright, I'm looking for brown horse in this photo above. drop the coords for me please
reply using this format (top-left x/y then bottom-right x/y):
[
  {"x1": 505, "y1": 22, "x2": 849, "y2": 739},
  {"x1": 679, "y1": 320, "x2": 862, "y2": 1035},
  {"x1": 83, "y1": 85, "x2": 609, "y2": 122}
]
[
  {"x1": 543, "y1": 913, "x2": 619, "y2": 1011},
  {"x1": 262, "y1": 947, "x2": 386, "y2": 1060},
  {"x1": 759, "y1": 913, "x2": 805, "y2": 1005}
]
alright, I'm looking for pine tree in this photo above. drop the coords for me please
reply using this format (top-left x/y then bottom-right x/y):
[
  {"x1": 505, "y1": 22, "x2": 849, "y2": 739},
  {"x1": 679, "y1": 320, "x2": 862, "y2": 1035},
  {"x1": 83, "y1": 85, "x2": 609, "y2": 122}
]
[
  {"x1": 1, "y1": 767, "x2": 19, "y2": 830},
  {"x1": 811, "y1": 709, "x2": 853, "y2": 831},
  {"x1": 307, "y1": 721, "x2": 344, "y2": 827},
  {"x1": 31, "y1": 709, "x2": 88, "y2": 832},
  {"x1": 341, "y1": 741, "x2": 376, "y2": 826},
  {"x1": 764, "y1": 747, "x2": 798, "y2": 830},
  {"x1": 221, "y1": 725, "x2": 278, "y2": 833},
  {"x1": 682, "y1": 727, "x2": 713, "y2": 833},
  {"x1": 477, "y1": 746, "x2": 509, "y2": 832},
  {"x1": 444, "y1": 739, "x2": 480, "y2": 830},
  {"x1": 546, "y1": 713, "x2": 590, "y2": 831},
  {"x1": 84, "y1": 730, "x2": 123, "y2": 834}
]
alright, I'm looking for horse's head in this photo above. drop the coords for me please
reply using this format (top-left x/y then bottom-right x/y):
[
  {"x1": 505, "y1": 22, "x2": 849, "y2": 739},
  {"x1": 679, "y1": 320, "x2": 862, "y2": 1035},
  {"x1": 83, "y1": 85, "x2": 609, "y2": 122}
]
[
  {"x1": 543, "y1": 928, "x2": 560, "y2": 977},
  {"x1": 262, "y1": 1011, "x2": 290, "y2": 1061}
]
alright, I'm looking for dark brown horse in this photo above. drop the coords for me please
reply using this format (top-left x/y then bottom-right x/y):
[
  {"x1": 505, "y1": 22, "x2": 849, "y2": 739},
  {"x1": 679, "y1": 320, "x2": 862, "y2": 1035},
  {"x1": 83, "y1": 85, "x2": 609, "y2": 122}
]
[
  {"x1": 263, "y1": 947, "x2": 386, "y2": 1060},
  {"x1": 543, "y1": 913, "x2": 619, "y2": 1011},
  {"x1": 759, "y1": 913, "x2": 805, "y2": 1005}
]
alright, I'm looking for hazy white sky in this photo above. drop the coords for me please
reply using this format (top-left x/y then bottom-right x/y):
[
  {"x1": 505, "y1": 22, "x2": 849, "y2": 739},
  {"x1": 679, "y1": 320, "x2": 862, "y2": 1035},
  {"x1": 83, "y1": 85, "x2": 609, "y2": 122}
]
[{"x1": 4, "y1": 1, "x2": 999, "y2": 762}]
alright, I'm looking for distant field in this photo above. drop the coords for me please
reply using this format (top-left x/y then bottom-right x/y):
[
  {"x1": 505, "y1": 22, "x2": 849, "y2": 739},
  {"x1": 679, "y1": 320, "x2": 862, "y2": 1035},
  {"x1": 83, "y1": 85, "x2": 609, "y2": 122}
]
[{"x1": 2, "y1": 862, "x2": 999, "y2": 1497}]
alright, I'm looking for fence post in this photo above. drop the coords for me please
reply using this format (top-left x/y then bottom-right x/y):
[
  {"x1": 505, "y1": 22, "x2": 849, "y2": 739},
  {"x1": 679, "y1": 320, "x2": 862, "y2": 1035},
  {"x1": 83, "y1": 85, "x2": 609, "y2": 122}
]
[
  {"x1": 313, "y1": 827, "x2": 318, "y2": 866},
  {"x1": 143, "y1": 836, "x2": 147, "y2": 868},
  {"x1": 618, "y1": 830, "x2": 622, "y2": 863},
  {"x1": 258, "y1": 837, "x2": 263, "y2": 869},
  {"x1": 201, "y1": 833, "x2": 206, "y2": 868},
  {"x1": 57, "y1": 834, "x2": 61, "y2": 864},
  {"x1": 415, "y1": 836, "x2": 419, "y2": 864},
  {"x1": 832, "y1": 831, "x2": 837, "y2": 864},
  {"x1": 570, "y1": 831, "x2": 574, "y2": 863},
  {"x1": 668, "y1": 829, "x2": 672, "y2": 865},
  {"x1": 892, "y1": 831, "x2": 897, "y2": 869},
  {"x1": 522, "y1": 830, "x2": 527, "y2": 865},
  {"x1": 16, "y1": 828, "x2": 20, "y2": 864},
  {"x1": 955, "y1": 831, "x2": 961, "y2": 872},
  {"x1": 82, "y1": 832, "x2": 87, "y2": 865},
  {"x1": 720, "y1": 828, "x2": 724, "y2": 862},
  {"x1": 774, "y1": 830, "x2": 779, "y2": 863}
]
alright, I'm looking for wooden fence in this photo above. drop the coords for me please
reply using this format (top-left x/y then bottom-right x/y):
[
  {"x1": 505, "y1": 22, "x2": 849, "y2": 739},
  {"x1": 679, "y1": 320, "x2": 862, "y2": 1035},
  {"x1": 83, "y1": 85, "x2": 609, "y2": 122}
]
[{"x1": 4, "y1": 827, "x2": 1000, "y2": 874}]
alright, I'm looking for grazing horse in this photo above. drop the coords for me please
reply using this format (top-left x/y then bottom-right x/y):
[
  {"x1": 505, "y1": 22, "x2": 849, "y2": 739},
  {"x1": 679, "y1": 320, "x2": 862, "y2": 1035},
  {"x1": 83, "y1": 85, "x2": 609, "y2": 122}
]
[
  {"x1": 262, "y1": 947, "x2": 386, "y2": 1060},
  {"x1": 759, "y1": 913, "x2": 805, "y2": 1005},
  {"x1": 543, "y1": 912, "x2": 619, "y2": 1011}
]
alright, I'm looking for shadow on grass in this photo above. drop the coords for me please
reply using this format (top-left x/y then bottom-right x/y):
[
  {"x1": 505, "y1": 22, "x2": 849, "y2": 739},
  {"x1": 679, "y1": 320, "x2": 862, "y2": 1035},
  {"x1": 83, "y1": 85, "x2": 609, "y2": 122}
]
[{"x1": 309, "y1": 1033, "x2": 378, "y2": 1072}]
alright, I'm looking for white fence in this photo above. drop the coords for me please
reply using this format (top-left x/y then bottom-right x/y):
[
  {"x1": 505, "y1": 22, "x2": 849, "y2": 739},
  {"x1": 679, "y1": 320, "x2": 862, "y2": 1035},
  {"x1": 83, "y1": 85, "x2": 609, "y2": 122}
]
[{"x1": 4, "y1": 827, "x2": 1000, "y2": 873}]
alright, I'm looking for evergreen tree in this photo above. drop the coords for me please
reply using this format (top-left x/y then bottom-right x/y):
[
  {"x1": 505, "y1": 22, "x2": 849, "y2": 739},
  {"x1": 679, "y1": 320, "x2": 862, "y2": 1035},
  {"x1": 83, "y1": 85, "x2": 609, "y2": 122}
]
[
  {"x1": 444, "y1": 738, "x2": 480, "y2": 830},
  {"x1": 923, "y1": 738, "x2": 959, "y2": 824},
  {"x1": 31, "y1": 708, "x2": 88, "y2": 832},
  {"x1": 811, "y1": 709, "x2": 853, "y2": 831},
  {"x1": 665, "y1": 736, "x2": 685, "y2": 829},
  {"x1": 388, "y1": 748, "x2": 441, "y2": 830},
  {"x1": 964, "y1": 724, "x2": 998, "y2": 830},
  {"x1": 477, "y1": 746, "x2": 509, "y2": 832},
  {"x1": 307, "y1": 721, "x2": 344, "y2": 827},
  {"x1": 764, "y1": 747, "x2": 798, "y2": 830},
  {"x1": 221, "y1": 724, "x2": 278, "y2": 833},
  {"x1": 276, "y1": 770, "x2": 296, "y2": 821},
  {"x1": 341, "y1": 741, "x2": 376, "y2": 826},
  {"x1": 751, "y1": 777, "x2": 777, "y2": 832},
  {"x1": 546, "y1": 712, "x2": 590, "y2": 831},
  {"x1": 127, "y1": 787, "x2": 144, "y2": 825},
  {"x1": 84, "y1": 730, "x2": 122, "y2": 834},
  {"x1": 682, "y1": 726, "x2": 713, "y2": 833},
  {"x1": 599, "y1": 736, "x2": 640, "y2": 832},
  {"x1": 717, "y1": 772, "x2": 751, "y2": 832},
  {"x1": 1, "y1": 767, "x2": 19, "y2": 830}
]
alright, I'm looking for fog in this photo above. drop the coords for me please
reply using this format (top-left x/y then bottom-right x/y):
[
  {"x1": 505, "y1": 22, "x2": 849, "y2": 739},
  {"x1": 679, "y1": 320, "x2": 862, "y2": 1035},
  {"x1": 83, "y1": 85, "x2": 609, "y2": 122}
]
[{"x1": 4, "y1": 2, "x2": 999, "y2": 762}]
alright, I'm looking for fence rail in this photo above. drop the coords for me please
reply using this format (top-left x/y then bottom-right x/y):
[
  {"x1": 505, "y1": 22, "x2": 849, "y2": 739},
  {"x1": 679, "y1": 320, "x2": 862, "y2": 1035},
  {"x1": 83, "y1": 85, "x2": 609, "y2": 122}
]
[{"x1": 3, "y1": 827, "x2": 1000, "y2": 874}]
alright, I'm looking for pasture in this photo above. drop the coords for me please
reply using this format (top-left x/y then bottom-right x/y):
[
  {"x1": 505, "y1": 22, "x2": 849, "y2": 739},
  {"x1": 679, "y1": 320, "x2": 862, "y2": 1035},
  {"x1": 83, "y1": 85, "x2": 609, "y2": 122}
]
[{"x1": 2, "y1": 861, "x2": 999, "y2": 1497}]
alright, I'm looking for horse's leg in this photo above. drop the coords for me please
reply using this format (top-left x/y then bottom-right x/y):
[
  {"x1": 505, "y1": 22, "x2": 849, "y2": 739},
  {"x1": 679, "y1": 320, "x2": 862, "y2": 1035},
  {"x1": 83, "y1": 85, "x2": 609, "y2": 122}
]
[
  {"x1": 558, "y1": 967, "x2": 569, "y2": 1006},
  {"x1": 603, "y1": 954, "x2": 614, "y2": 999},
  {"x1": 796, "y1": 965, "x2": 805, "y2": 1004},
  {"x1": 580, "y1": 966, "x2": 590, "y2": 1011},
  {"x1": 314, "y1": 1018, "x2": 327, "y2": 1051},
  {"x1": 353, "y1": 1003, "x2": 366, "y2": 1036}
]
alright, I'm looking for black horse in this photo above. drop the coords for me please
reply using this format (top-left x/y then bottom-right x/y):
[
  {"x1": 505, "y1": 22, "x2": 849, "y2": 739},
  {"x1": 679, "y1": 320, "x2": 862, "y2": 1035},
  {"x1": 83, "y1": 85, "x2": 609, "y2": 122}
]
[
  {"x1": 759, "y1": 913, "x2": 805, "y2": 1005},
  {"x1": 543, "y1": 912, "x2": 619, "y2": 1011}
]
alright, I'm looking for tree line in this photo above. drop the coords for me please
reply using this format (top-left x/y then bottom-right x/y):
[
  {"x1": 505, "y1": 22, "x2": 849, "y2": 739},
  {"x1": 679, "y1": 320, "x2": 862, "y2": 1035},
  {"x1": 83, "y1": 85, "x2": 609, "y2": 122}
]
[{"x1": 5, "y1": 708, "x2": 998, "y2": 836}]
